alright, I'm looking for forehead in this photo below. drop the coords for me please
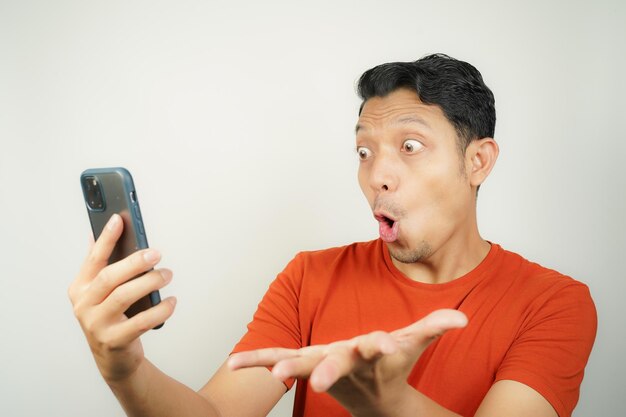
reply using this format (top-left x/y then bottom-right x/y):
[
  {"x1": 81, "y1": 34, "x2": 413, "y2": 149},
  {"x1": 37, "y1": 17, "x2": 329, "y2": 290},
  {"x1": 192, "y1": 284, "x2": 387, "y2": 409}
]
[{"x1": 356, "y1": 88, "x2": 450, "y2": 135}]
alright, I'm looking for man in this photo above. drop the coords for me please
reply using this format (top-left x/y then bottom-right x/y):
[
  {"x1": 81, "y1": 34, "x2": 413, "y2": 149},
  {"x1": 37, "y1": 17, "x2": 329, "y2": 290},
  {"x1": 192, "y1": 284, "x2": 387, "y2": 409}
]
[{"x1": 69, "y1": 54, "x2": 597, "y2": 417}]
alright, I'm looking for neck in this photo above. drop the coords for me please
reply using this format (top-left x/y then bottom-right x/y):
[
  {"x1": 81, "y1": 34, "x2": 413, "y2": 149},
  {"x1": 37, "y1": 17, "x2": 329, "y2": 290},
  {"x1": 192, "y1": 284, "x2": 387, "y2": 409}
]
[{"x1": 389, "y1": 228, "x2": 491, "y2": 285}]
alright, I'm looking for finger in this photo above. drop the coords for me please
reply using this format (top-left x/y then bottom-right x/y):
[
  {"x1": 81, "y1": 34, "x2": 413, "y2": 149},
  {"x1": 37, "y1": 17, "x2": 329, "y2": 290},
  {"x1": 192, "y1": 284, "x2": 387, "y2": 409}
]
[
  {"x1": 109, "y1": 296, "x2": 177, "y2": 346},
  {"x1": 394, "y1": 309, "x2": 468, "y2": 347},
  {"x1": 81, "y1": 248, "x2": 162, "y2": 306},
  {"x1": 227, "y1": 348, "x2": 302, "y2": 370},
  {"x1": 100, "y1": 268, "x2": 173, "y2": 316},
  {"x1": 271, "y1": 353, "x2": 324, "y2": 381},
  {"x1": 75, "y1": 214, "x2": 123, "y2": 287},
  {"x1": 309, "y1": 345, "x2": 358, "y2": 392},
  {"x1": 356, "y1": 331, "x2": 398, "y2": 361},
  {"x1": 269, "y1": 343, "x2": 348, "y2": 381}
]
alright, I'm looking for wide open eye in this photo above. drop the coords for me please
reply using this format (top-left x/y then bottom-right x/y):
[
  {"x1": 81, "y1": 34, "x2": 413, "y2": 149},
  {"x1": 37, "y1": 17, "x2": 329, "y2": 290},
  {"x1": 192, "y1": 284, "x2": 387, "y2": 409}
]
[
  {"x1": 402, "y1": 139, "x2": 424, "y2": 154},
  {"x1": 356, "y1": 146, "x2": 373, "y2": 161}
]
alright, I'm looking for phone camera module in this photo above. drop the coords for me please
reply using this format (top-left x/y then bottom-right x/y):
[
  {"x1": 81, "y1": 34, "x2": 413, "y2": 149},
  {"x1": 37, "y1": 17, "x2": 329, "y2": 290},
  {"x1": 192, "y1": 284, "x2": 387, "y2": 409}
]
[{"x1": 84, "y1": 176, "x2": 105, "y2": 211}]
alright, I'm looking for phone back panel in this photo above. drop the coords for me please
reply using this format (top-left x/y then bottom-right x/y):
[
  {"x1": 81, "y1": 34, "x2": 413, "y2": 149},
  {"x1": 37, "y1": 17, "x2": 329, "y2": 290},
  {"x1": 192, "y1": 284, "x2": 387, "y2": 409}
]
[
  {"x1": 80, "y1": 167, "x2": 162, "y2": 325},
  {"x1": 81, "y1": 167, "x2": 148, "y2": 261}
]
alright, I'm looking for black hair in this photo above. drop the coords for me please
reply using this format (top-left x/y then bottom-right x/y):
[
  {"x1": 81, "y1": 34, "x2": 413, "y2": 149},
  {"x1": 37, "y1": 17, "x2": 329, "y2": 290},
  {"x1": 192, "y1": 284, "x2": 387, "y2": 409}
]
[{"x1": 357, "y1": 53, "x2": 496, "y2": 151}]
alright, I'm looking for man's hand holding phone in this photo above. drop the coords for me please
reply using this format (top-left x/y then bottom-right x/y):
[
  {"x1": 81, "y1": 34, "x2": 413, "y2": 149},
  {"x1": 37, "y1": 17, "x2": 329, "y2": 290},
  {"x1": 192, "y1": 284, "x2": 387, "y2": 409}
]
[{"x1": 68, "y1": 214, "x2": 177, "y2": 383}]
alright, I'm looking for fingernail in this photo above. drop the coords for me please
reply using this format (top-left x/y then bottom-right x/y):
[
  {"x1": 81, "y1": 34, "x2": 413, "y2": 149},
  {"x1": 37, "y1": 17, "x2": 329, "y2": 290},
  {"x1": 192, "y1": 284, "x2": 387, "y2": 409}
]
[
  {"x1": 227, "y1": 354, "x2": 240, "y2": 369},
  {"x1": 272, "y1": 364, "x2": 290, "y2": 382},
  {"x1": 272, "y1": 366, "x2": 284, "y2": 380},
  {"x1": 160, "y1": 269, "x2": 173, "y2": 283},
  {"x1": 381, "y1": 340, "x2": 397, "y2": 355},
  {"x1": 106, "y1": 214, "x2": 120, "y2": 231},
  {"x1": 143, "y1": 250, "x2": 161, "y2": 264},
  {"x1": 309, "y1": 375, "x2": 327, "y2": 393}
]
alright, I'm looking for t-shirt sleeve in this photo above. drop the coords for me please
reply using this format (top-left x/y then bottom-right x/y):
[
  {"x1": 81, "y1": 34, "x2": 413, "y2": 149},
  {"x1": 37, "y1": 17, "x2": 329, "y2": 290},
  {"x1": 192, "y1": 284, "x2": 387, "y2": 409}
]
[
  {"x1": 231, "y1": 253, "x2": 305, "y2": 389},
  {"x1": 495, "y1": 281, "x2": 597, "y2": 417}
]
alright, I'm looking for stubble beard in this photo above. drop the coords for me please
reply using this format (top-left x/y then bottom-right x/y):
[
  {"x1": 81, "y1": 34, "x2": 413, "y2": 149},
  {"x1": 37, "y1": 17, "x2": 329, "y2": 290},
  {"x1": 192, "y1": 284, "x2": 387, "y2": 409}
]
[{"x1": 388, "y1": 240, "x2": 433, "y2": 264}]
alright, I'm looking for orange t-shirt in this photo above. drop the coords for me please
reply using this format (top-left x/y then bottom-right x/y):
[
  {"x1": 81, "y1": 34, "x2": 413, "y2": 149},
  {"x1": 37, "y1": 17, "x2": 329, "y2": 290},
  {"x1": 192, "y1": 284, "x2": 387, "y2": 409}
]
[{"x1": 233, "y1": 240, "x2": 597, "y2": 417}]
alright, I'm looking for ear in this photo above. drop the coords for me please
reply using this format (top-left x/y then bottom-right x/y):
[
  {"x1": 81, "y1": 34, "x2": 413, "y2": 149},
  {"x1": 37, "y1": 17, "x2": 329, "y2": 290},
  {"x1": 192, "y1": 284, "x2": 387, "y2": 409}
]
[{"x1": 465, "y1": 138, "x2": 499, "y2": 188}]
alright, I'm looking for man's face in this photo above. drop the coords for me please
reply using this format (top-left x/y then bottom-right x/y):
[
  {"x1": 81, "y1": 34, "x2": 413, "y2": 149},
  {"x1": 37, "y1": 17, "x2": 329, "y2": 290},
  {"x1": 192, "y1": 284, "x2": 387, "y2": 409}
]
[{"x1": 356, "y1": 88, "x2": 475, "y2": 264}]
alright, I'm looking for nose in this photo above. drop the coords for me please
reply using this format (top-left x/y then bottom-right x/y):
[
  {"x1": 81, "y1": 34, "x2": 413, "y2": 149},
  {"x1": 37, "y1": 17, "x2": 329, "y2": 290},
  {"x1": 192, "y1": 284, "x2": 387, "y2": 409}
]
[{"x1": 368, "y1": 151, "x2": 399, "y2": 194}]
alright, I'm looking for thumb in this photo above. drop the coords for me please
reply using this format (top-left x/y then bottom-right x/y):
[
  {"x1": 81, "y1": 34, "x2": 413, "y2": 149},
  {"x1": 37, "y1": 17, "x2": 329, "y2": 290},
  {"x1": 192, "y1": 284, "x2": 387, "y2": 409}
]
[{"x1": 394, "y1": 309, "x2": 468, "y2": 349}]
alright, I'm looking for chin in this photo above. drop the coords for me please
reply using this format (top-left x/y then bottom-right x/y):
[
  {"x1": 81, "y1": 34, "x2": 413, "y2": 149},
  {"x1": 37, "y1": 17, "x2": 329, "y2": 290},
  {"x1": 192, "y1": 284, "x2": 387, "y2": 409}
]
[{"x1": 388, "y1": 240, "x2": 433, "y2": 264}]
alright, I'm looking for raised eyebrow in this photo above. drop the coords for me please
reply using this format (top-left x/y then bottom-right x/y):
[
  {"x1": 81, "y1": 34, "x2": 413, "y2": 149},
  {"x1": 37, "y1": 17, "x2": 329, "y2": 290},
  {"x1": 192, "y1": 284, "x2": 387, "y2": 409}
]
[
  {"x1": 355, "y1": 116, "x2": 431, "y2": 134},
  {"x1": 393, "y1": 115, "x2": 431, "y2": 129}
]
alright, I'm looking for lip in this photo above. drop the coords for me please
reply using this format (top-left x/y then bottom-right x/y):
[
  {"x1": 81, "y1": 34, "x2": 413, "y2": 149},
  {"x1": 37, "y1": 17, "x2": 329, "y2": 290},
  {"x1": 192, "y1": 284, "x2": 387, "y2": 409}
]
[
  {"x1": 374, "y1": 210, "x2": 397, "y2": 225},
  {"x1": 374, "y1": 210, "x2": 400, "y2": 243}
]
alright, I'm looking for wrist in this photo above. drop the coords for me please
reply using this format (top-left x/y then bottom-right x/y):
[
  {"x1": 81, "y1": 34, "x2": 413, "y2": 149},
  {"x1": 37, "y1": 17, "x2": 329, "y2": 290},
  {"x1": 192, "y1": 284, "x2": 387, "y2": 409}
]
[{"x1": 106, "y1": 358, "x2": 151, "y2": 405}]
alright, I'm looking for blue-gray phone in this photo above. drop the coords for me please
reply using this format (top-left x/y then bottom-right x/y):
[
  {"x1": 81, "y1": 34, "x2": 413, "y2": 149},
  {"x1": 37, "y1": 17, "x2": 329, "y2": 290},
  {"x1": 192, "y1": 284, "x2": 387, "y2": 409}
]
[{"x1": 80, "y1": 167, "x2": 163, "y2": 329}]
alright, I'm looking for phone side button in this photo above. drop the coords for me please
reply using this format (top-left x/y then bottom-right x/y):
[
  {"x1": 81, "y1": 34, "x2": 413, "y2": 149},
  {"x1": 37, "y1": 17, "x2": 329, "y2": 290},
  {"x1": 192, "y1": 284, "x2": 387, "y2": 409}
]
[
  {"x1": 134, "y1": 205, "x2": 142, "y2": 220},
  {"x1": 138, "y1": 220, "x2": 145, "y2": 235}
]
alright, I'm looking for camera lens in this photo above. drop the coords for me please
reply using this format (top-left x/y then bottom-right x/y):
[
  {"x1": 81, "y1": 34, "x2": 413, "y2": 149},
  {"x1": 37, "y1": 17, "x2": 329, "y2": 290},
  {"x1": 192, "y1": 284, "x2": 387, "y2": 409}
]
[{"x1": 84, "y1": 176, "x2": 105, "y2": 211}]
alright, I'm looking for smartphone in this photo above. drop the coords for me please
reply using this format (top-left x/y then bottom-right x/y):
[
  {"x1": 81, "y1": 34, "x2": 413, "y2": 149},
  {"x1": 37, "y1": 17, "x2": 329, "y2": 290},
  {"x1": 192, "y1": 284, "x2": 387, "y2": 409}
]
[{"x1": 80, "y1": 167, "x2": 163, "y2": 329}]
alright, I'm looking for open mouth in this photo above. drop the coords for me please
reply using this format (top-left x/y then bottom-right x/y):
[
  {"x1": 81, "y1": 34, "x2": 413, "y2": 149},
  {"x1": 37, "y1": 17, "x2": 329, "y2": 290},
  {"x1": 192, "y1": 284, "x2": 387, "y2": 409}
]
[
  {"x1": 375, "y1": 214, "x2": 395, "y2": 228},
  {"x1": 374, "y1": 213, "x2": 399, "y2": 243}
]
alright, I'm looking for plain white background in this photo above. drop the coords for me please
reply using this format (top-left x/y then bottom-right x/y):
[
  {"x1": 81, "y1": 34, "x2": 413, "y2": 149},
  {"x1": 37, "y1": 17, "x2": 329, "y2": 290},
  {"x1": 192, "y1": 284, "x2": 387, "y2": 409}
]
[{"x1": 1, "y1": 1, "x2": 624, "y2": 416}]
